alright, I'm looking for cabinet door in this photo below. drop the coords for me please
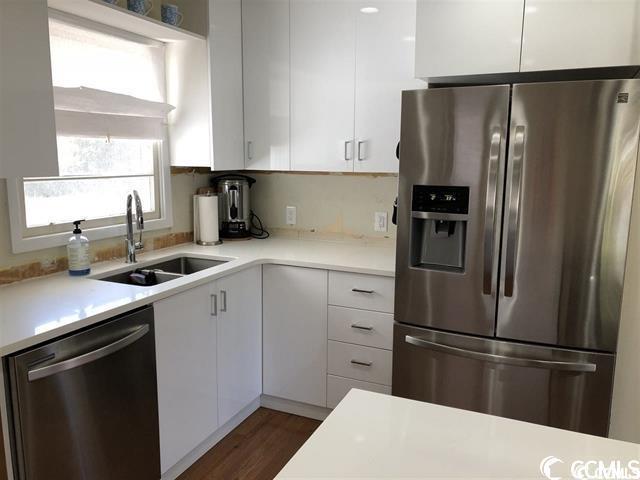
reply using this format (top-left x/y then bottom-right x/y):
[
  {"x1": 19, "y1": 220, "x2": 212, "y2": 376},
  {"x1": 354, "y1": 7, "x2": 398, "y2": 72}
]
[
  {"x1": 0, "y1": 0, "x2": 59, "y2": 178},
  {"x1": 520, "y1": 0, "x2": 640, "y2": 71},
  {"x1": 217, "y1": 266, "x2": 262, "y2": 426},
  {"x1": 154, "y1": 282, "x2": 218, "y2": 474},
  {"x1": 263, "y1": 265, "x2": 328, "y2": 406},
  {"x1": 290, "y1": 0, "x2": 356, "y2": 172},
  {"x1": 242, "y1": 0, "x2": 290, "y2": 170},
  {"x1": 167, "y1": 38, "x2": 212, "y2": 167},
  {"x1": 354, "y1": 0, "x2": 424, "y2": 173},
  {"x1": 414, "y1": 0, "x2": 524, "y2": 79},
  {"x1": 209, "y1": 0, "x2": 245, "y2": 170}
]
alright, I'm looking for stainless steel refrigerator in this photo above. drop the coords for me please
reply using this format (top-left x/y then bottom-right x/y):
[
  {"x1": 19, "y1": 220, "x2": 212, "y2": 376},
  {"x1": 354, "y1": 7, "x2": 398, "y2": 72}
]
[{"x1": 392, "y1": 79, "x2": 640, "y2": 436}]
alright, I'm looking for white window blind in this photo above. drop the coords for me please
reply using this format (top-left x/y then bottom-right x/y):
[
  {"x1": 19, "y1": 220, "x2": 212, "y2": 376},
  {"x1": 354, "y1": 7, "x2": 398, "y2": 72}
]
[{"x1": 48, "y1": 16, "x2": 174, "y2": 139}]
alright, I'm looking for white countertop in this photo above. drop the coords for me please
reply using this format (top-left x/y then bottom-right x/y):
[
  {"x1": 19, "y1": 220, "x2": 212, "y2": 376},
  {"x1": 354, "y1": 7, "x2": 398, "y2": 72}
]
[
  {"x1": 0, "y1": 238, "x2": 395, "y2": 356},
  {"x1": 277, "y1": 389, "x2": 640, "y2": 479}
]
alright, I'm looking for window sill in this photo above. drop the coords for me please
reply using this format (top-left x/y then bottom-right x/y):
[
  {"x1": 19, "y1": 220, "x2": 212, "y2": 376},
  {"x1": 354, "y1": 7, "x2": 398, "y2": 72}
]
[{"x1": 9, "y1": 217, "x2": 174, "y2": 254}]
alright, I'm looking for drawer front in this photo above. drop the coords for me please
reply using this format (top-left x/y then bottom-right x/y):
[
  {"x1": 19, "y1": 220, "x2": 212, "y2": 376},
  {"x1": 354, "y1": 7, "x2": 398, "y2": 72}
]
[
  {"x1": 328, "y1": 340, "x2": 392, "y2": 385},
  {"x1": 328, "y1": 306, "x2": 393, "y2": 350},
  {"x1": 328, "y1": 271, "x2": 395, "y2": 313},
  {"x1": 327, "y1": 375, "x2": 391, "y2": 409}
]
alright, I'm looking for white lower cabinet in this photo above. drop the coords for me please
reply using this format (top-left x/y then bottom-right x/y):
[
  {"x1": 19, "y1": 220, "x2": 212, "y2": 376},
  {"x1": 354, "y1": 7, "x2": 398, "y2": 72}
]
[
  {"x1": 327, "y1": 375, "x2": 391, "y2": 409},
  {"x1": 154, "y1": 266, "x2": 262, "y2": 474},
  {"x1": 328, "y1": 340, "x2": 392, "y2": 385},
  {"x1": 216, "y1": 266, "x2": 262, "y2": 426},
  {"x1": 153, "y1": 263, "x2": 392, "y2": 473},
  {"x1": 263, "y1": 264, "x2": 329, "y2": 407},
  {"x1": 154, "y1": 281, "x2": 219, "y2": 474}
]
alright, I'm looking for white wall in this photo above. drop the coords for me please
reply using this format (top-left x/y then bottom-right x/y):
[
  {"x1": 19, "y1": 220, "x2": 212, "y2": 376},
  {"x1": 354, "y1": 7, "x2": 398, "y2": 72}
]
[
  {"x1": 249, "y1": 172, "x2": 398, "y2": 243},
  {"x1": 610, "y1": 163, "x2": 640, "y2": 443}
]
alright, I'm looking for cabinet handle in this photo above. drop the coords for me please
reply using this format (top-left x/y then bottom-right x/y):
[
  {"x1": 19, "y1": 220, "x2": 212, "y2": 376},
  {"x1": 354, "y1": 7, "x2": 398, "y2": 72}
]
[
  {"x1": 351, "y1": 359, "x2": 372, "y2": 367},
  {"x1": 210, "y1": 294, "x2": 217, "y2": 317},
  {"x1": 350, "y1": 324, "x2": 373, "y2": 331},
  {"x1": 344, "y1": 140, "x2": 353, "y2": 161},
  {"x1": 247, "y1": 141, "x2": 253, "y2": 161},
  {"x1": 352, "y1": 288, "x2": 374, "y2": 294},
  {"x1": 220, "y1": 290, "x2": 227, "y2": 312},
  {"x1": 357, "y1": 140, "x2": 365, "y2": 161}
]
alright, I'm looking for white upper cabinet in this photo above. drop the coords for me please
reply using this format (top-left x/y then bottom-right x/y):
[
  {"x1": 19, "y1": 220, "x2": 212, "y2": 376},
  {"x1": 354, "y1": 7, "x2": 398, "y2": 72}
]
[
  {"x1": 414, "y1": 0, "x2": 525, "y2": 79},
  {"x1": 242, "y1": 0, "x2": 290, "y2": 171},
  {"x1": 354, "y1": 0, "x2": 423, "y2": 173},
  {"x1": 520, "y1": 0, "x2": 640, "y2": 71},
  {"x1": 167, "y1": 38, "x2": 213, "y2": 168},
  {"x1": 216, "y1": 266, "x2": 262, "y2": 426},
  {"x1": 168, "y1": 0, "x2": 244, "y2": 169},
  {"x1": 0, "y1": 0, "x2": 59, "y2": 178},
  {"x1": 290, "y1": 0, "x2": 357, "y2": 172},
  {"x1": 209, "y1": 0, "x2": 245, "y2": 170}
]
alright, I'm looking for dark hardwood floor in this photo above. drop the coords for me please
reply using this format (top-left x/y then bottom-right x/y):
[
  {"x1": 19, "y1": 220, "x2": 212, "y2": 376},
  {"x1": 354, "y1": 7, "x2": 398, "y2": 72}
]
[{"x1": 178, "y1": 408, "x2": 321, "y2": 480}]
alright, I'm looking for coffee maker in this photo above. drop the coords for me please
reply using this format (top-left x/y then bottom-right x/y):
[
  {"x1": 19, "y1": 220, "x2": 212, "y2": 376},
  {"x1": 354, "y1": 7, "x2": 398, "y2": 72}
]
[{"x1": 211, "y1": 174, "x2": 255, "y2": 239}]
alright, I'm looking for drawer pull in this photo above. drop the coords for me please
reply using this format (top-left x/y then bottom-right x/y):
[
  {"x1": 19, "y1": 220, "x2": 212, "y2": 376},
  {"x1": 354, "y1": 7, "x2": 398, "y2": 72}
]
[
  {"x1": 352, "y1": 288, "x2": 374, "y2": 294},
  {"x1": 350, "y1": 324, "x2": 374, "y2": 331},
  {"x1": 351, "y1": 359, "x2": 373, "y2": 367}
]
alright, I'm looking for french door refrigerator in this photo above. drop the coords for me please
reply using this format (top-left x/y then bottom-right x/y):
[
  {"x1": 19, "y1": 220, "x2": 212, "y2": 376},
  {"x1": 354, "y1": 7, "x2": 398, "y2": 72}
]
[{"x1": 392, "y1": 79, "x2": 640, "y2": 436}]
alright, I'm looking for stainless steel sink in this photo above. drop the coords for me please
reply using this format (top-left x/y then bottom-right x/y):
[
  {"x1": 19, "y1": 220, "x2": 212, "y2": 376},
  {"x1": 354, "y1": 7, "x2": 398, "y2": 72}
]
[
  {"x1": 144, "y1": 257, "x2": 227, "y2": 275},
  {"x1": 96, "y1": 256, "x2": 229, "y2": 287}
]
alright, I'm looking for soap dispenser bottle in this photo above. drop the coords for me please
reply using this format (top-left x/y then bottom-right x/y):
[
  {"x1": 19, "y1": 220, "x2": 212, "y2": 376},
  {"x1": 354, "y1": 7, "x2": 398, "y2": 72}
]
[{"x1": 67, "y1": 220, "x2": 91, "y2": 276}]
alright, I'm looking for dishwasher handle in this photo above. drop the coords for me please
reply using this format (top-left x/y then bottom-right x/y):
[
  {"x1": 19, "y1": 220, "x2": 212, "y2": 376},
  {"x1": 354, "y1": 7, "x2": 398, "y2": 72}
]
[{"x1": 28, "y1": 324, "x2": 150, "y2": 382}]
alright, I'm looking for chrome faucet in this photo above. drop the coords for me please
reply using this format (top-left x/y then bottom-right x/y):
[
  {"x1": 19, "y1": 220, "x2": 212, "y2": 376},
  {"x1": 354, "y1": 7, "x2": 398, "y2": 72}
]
[{"x1": 125, "y1": 190, "x2": 145, "y2": 263}]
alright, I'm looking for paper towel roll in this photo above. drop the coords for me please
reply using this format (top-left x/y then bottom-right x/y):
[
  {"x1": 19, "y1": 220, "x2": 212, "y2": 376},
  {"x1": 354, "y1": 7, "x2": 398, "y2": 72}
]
[{"x1": 195, "y1": 195, "x2": 219, "y2": 245}]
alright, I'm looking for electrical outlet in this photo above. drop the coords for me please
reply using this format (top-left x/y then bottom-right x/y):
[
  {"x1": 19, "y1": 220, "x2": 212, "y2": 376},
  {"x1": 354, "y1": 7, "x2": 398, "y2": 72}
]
[
  {"x1": 286, "y1": 206, "x2": 297, "y2": 225},
  {"x1": 374, "y1": 211, "x2": 388, "y2": 232}
]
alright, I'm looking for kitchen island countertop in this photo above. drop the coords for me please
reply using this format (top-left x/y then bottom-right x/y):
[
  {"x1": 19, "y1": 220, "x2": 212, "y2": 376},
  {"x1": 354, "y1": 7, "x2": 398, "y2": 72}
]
[{"x1": 277, "y1": 389, "x2": 640, "y2": 479}]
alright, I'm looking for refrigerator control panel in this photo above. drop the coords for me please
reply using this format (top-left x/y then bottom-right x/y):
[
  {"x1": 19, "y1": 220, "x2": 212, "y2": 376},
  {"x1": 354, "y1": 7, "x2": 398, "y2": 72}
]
[{"x1": 412, "y1": 186, "x2": 469, "y2": 214}]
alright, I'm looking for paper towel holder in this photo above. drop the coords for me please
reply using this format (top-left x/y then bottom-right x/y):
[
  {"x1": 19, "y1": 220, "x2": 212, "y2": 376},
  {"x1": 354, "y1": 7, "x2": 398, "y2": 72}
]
[{"x1": 193, "y1": 193, "x2": 222, "y2": 246}]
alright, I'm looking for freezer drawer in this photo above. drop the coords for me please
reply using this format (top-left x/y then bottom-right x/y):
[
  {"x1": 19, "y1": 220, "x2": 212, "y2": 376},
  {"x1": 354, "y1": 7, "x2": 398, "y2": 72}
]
[{"x1": 392, "y1": 323, "x2": 615, "y2": 436}]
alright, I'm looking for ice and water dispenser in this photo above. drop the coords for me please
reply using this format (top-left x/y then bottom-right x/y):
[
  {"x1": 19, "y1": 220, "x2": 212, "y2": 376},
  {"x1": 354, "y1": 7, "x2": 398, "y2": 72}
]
[{"x1": 410, "y1": 186, "x2": 469, "y2": 272}]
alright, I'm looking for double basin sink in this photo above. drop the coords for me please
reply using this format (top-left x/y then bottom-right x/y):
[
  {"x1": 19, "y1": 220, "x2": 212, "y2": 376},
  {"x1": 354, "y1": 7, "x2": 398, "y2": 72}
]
[{"x1": 97, "y1": 256, "x2": 229, "y2": 287}]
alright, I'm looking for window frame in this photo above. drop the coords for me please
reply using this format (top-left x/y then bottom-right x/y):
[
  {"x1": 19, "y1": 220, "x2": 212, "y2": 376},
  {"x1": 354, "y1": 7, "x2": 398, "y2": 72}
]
[
  {"x1": 7, "y1": 136, "x2": 173, "y2": 254},
  {"x1": 6, "y1": 13, "x2": 174, "y2": 254}
]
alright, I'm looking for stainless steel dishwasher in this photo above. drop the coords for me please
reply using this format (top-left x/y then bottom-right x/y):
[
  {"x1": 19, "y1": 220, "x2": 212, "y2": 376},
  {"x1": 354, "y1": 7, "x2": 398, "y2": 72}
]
[{"x1": 7, "y1": 305, "x2": 160, "y2": 480}]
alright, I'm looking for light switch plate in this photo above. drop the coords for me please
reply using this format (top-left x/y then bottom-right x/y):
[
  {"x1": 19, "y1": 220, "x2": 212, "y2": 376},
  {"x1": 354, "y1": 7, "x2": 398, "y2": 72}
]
[
  {"x1": 374, "y1": 211, "x2": 388, "y2": 232},
  {"x1": 286, "y1": 206, "x2": 297, "y2": 225}
]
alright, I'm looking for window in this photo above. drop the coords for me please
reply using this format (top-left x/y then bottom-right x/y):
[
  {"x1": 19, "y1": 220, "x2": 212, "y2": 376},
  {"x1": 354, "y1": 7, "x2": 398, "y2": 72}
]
[{"x1": 8, "y1": 13, "x2": 173, "y2": 253}]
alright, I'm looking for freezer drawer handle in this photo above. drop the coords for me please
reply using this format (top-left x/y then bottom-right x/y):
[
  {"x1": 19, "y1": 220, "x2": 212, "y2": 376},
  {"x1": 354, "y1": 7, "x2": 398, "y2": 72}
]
[
  {"x1": 351, "y1": 324, "x2": 374, "y2": 331},
  {"x1": 27, "y1": 324, "x2": 150, "y2": 382},
  {"x1": 482, "y1": 130, "x2": 502, "y2": 295},
  {"x1": 352, "y1": 288, "x2": 374, "y2": 294},
  {"x1": 351, "y1": 359, "x2": 373, "y2": 367},
  {"x1": 404, "y1": 335, "x2": 597, "y2": 373},
  {"x1": 505, "y1": 126, "x2": 526, "y2": 297}
]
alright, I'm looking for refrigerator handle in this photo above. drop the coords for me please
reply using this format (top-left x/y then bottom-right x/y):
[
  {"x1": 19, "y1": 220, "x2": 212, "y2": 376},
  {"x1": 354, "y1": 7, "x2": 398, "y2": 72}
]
[
  {"x1": 405, "y1": 335, "x2": 596, "y2": 373},
  {"x1": 505, "y1": 126, "x2": 526, "y2": 297},
  {"x1": 482, "y1": 130, "x2": 502, "y2": 295}
]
